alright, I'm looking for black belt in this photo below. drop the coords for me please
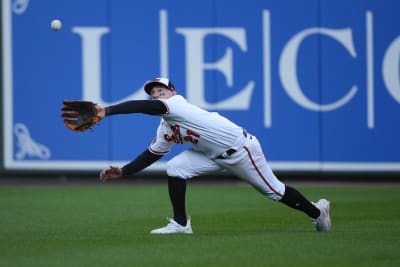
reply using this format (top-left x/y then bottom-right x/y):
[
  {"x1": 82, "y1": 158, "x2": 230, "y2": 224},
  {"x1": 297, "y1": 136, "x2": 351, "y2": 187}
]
[{"x1": 216, "y1": 129, "x2": 248, "y2": 159}]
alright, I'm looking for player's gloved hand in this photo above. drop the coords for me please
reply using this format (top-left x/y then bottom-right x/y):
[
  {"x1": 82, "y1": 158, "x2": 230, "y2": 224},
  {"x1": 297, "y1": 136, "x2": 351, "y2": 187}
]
[
  {"x1": 62, "y1": 100, "x2": 103, "y2": 132},
  {"x1": 99, "y1": 165, "x2": 122, "y2": 182}
]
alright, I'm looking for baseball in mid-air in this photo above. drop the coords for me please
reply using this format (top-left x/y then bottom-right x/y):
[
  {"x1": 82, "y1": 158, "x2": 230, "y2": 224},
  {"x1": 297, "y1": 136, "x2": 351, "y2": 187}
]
[{"x1": 51, "y1": 19, "x2": 62, "y2": 31}]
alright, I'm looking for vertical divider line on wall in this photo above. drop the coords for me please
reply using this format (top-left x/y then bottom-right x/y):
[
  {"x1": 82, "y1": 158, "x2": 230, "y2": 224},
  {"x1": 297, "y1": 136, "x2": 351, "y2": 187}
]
[
  {"x1": 0, "y1": 0, "x2": 4, "y2": 171},
  {"x1": 2, "y1": 0, "x2": 13, "y2": 170},
  {"x1": 212, "y1": 0, "x2": 218, "y2": 103},
  {"x1": 262, "y1": 10, "x2": 271, "y2": 128},
  {"x1": 366, "y1": 11, "x2": 374, "y2": 129},
  {"x1": 317, "y1": 0, "x2": 323, "y2": 171},
  {"x1": 106, "y1": 0, "x2": 113, "y2": 168},
  {"x1": 160, "y1": 9, "x2": 168, "y2": 78}
]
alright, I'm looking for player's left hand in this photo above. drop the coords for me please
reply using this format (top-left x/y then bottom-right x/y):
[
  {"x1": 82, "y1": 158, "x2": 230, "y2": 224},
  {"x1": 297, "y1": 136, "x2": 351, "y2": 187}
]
[
  {"x1": 99, "y1": 165, "x2": 122, "y2": 182},
  {"x1": 62, "y1": 100, "x2": 103, "y2": 132}
]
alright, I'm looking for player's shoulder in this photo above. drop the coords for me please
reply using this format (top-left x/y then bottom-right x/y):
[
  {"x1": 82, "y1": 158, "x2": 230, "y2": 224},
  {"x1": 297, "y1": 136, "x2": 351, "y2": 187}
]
[
  {"x1": 163, "y1": 94, "x2": 207, "y2": 117},
  {"x1": 168, "y1": 94, "x2": 186, "y2": 103},
  {"x1": 162, "y1": 94, "x2": 187, "y2": 107}
]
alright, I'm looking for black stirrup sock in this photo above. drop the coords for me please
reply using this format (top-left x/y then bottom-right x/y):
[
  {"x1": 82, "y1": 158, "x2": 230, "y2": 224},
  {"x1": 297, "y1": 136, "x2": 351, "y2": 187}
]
[
  {"x1": 168, "y1": 177, "x2": 188, "y2": 226},
  {"x1": 279, "y1": 185, "x2": 321, "y2": 219}
]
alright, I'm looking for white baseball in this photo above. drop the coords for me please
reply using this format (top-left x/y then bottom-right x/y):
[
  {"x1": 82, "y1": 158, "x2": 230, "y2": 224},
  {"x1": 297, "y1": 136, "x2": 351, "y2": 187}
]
[{"x1": 51, "y1": 19, "x2": 62, "y2": 31}]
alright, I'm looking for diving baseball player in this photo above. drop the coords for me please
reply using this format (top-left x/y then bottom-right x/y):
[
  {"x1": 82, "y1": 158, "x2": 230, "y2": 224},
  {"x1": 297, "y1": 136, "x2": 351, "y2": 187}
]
[{"x1": 97, "y1": 77, "x2": 331, "y2": 234}]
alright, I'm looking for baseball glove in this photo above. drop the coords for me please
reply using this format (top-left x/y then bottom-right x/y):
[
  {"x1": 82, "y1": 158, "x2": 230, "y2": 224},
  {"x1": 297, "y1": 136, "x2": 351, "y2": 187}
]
[{"x1": 61, "y1": 100, "x2": 102, "y2": 132}]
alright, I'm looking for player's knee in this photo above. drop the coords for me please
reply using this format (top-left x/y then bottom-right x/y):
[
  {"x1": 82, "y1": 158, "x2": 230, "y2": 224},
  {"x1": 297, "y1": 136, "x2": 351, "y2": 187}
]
[
  {"x1": 166, "y1": 159, "x2": 192, "y2": 179},
  {"x1": 253, "y1": 182, "x2": 285, "y2": 201},
  {"x1": 166, "y1": 165, "x2": 180, "y2": 178}
]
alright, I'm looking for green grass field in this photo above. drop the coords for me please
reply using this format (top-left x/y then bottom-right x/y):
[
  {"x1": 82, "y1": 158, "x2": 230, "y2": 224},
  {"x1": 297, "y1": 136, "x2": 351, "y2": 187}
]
[{"x1": 0, "y1": 181, "x2": 399, "y2": 267}]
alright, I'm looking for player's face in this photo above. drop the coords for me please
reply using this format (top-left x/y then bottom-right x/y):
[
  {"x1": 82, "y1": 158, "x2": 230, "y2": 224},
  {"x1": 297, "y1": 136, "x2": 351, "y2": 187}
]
[{"x1": 150, "y1": 86, "x2": 176, "y2": 100}]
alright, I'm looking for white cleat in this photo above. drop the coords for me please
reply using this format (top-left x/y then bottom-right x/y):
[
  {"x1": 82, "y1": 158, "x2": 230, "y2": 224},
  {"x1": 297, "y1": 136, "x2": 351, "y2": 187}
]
[
  {"x1": 311, "y1": 199, "x2": 331, "y2": 232},
  {"x1": 150, "y1": 217, "x2": 193, "y2": 234}
]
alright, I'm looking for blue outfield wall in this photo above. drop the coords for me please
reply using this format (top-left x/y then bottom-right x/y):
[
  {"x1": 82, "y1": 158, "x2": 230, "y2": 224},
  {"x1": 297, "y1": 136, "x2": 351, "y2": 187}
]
[{"x1": 1, "y1": 0, "x2": 400, "y2": 173}]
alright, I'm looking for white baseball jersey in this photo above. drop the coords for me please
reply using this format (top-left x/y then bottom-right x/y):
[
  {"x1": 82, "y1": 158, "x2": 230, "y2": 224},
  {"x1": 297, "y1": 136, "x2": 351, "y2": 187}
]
[{"x1": 149, "y1": 95, "x2": 246, "y2": 159}]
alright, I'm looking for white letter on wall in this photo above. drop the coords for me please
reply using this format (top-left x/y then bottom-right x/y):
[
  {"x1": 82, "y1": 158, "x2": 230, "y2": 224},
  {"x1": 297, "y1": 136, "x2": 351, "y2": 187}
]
[
  {"x1": 279, "y1": 28, "x2": 358, "y2": 111},
  {"x1": 176, "y1": 28, "x2": 254, "y2": 109},
  {"x1": 72, "y1": 27, "x2": 147, "y2": 106}
]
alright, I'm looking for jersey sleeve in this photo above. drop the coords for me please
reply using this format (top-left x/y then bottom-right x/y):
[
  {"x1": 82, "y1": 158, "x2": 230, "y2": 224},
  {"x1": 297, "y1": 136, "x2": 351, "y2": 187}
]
[
  {"x1": 148, "y1": 120, "x2": 173, "y2": 155},
  {"x1": 160, "y1": 95, "x2": 188, "y2": 118}
]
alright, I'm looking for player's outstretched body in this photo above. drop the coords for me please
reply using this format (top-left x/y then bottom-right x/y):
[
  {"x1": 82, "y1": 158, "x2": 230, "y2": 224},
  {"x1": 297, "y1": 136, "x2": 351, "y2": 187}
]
[{"x1": 97, "y1": 78, "x2": 331, "y2": 234}]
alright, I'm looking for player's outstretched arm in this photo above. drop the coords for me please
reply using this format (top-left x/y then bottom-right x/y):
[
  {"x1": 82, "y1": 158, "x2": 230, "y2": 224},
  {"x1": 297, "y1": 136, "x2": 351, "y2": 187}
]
[{"x1": 105, "y1": 100, "x2": 168, "y2": 116}]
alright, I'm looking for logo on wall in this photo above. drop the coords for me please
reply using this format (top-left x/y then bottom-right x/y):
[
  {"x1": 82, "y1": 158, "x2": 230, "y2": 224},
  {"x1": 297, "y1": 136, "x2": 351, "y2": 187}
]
[{"x1": 14, "y1": 123, "x2": 51, "y2": 160}]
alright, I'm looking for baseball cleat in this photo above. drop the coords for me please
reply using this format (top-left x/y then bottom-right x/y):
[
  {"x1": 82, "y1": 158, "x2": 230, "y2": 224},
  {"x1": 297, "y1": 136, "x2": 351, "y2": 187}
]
[
  {"x1": 311, "y1": 199, "x2": 331, "y2": 232},
  {"x1": 150, "y1": 217, "x2": 193, "y2": 234}
]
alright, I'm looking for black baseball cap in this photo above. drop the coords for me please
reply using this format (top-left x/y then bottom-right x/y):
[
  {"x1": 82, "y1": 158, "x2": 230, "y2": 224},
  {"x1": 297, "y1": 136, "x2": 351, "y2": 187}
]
[{"x1": 144, "y1": 77, "x2": 176, "y2": 95}]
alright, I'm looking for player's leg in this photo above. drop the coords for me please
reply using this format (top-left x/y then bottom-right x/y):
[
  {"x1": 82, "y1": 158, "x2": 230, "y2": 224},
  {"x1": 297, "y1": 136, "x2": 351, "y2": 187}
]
[
  {"x1": 216, "y1": 135, "x2": 286, "y2": 201},
  {"x1": 150, "y1": 149, "x2": 222, "y2": 234},
  {"x1": 167, "y1": 149, "x2": 222, "y2": 225},
  {"x1": 217, "y1": 134, "x2": 330, "y2": 231}
]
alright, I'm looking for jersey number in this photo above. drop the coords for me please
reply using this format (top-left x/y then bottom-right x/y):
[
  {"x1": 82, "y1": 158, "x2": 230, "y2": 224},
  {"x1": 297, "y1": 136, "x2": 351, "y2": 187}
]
[{"x1": 164, "y1": 125, "x2": 199, "y2": 144}]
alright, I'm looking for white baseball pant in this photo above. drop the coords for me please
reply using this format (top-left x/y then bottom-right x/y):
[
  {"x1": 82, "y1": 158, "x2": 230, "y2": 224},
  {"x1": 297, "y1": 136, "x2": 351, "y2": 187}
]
[{"x1": 166, "y1": 134, "x2": 286, "y2": 201}]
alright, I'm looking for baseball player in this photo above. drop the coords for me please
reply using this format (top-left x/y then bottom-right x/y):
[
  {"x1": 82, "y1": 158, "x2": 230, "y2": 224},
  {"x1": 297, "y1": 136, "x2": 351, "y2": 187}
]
[{"x1": 98, "y1": 77, "x2": 331, "y2": 234}]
